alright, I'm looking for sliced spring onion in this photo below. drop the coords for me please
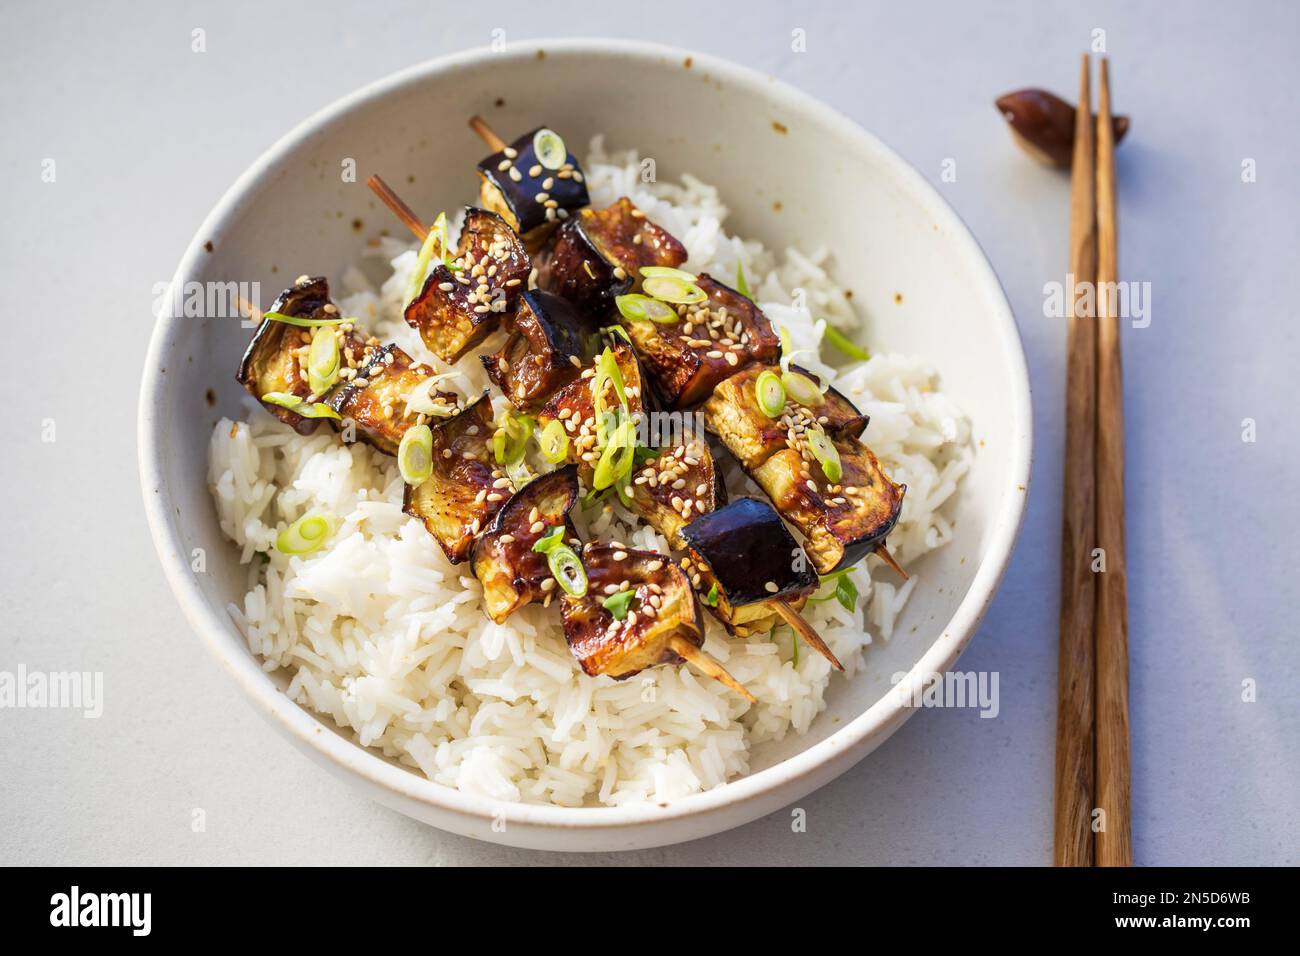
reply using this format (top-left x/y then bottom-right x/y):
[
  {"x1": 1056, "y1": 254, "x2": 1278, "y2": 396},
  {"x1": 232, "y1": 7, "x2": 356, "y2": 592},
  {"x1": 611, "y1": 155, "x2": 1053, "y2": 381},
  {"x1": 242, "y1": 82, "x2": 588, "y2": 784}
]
[
  {"x1": 406, "y1": 212, "x2": 449, "y2": 304},
  {"x1": 781, "y1": 370, "x2": 823, "y2": 407},
  {"x1": 592, "y1": 417, "x2": 637, "y2": 490},
  {"x1": 275, "y1": 512, "x2": 334, "y2": 556},
  {"x1": 735, "y1": 259, "x2": 753, "y2": 300},
  {"x1": 704, "y1": 582, "x2": 719, "y2": 607},
  {"x1": 614, "y1": 471, "x2": 634, "y2": 507},
  {"x1": 778, "y1": 324, "x2": 814, "y2": 374},
  {"x1": 805, "y1": 426, "x2": 843, "y2": 483},
  {"x1": 261, "y1": 392, "x2": 341, "y2": 420},
  {"x1": 639, "y1": 265, "x2": 698, "y2": 282},
  {"x1": 307, "y1": 327, "x2": 340, "y2": 395},
  {"x1": 591, "y1": 347, "x2": 627, "y2": 432},
  {"x1": 547, "y1": 544, "x2": 587, "y2": 597},
  {"x1": 834, "y1": 575, "x2": 859, "y2": 612},
  {"x1": 493, "y1": 412, "x2": 534, "y2": 466},
  {"x1": 537, "y1": 419, "x2": 569, "y2": 464},
  {"x1": 533, "y1": 128, "x2": 567, "y2": 170},
  {"x1": 262, "y1": 311, "x2": 348, "y2": 328},
  {"x1": 642, "y1": 274, "x2": 707, "y2": 305},
  {"x1": 615, "y1": 293, "x2": 677, "y2": 325},
  {"x1": 600, "y1": 323, "x2": 633, "y2": 345},
  {"x1": 397, "y1": 424, "x2": 433, "y2": 486},
  {"x1": 532, "y1": 524, "x2": 565, "y2": 554},
  {"x1": 823, "y1": 323, "x2": 870, "y2": 361},
  {"x1": 602, "y1": 589, "x2": 635, "y2": 620},
  {"x1": 754, "y1": 370, "x2": 786, "y2": 418}
]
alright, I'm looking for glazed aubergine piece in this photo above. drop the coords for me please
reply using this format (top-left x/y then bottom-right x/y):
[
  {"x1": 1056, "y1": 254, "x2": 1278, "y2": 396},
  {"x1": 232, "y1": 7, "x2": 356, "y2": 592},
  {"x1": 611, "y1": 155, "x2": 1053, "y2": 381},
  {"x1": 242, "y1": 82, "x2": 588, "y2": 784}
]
[
  {"x1": 622, "y1": 274, "x2": 781, "y2": 409},
  {"x1": 328, "y1": 344, "x2": 458, "y2": 455},
  {"x1": 679, "y1": 497, "x2": 818, "y2": 637},
  {"x1": 702, "y1": 362, "x2": 869, "y2": 470},
  {"x1": 559, "y1": 544, "x2": 704, "y2": 680},
  {"x1": 534, "y1": 343, "x2": 645, "y2": 471},
  {"x1": 236, "y1": 276, "x2": 373, "y2": 435},
  {"x1": 471, "y1": 465, "x2": 581, "y2": 624},
  {"x1": 404, "y1": 207, "x2": 531, "y2": 363},
  {"x1": 751, "y1": 435, "x2": 905, "y2": 574},
  {"x1": 482, "y1": 290, "x2": 602, "y2": 411},
  {"x1": 628, "y1": 432, "x2": 725, "y2": 549},
  {"x1": 476, "y1": 126, "x2": 590, "y2": 252},
  {"x1": 537, "y1": 197, "x2": 687, "y2": 317},
  {"x1": 403, "y1": 394, "x2": 510, "y2": 564}
]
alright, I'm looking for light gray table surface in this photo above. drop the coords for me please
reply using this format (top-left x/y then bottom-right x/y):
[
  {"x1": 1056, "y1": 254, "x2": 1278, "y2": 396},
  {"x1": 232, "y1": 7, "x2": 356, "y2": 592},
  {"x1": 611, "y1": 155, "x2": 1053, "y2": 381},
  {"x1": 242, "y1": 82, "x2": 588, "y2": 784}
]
[{"x1": 1, "y1": 0, "x2": 1295, "y2": 866}]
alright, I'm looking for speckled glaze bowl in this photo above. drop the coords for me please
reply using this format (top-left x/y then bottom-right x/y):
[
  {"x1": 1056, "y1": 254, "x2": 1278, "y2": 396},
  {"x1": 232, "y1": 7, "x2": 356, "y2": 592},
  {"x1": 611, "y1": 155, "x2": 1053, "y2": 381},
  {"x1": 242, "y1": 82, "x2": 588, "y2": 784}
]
[{"x1": 139, "y1": 39, "x2": 1031, "y2": 851}]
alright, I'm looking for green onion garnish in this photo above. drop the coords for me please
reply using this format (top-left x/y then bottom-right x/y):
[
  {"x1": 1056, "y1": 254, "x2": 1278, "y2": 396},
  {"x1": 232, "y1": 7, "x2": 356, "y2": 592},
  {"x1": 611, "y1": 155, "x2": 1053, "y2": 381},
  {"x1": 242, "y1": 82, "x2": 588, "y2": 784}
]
[
  {"x1": 639, "y1": 266, "x2": 698, "y2": 282},
  {"x1": 261, "y1": 392, "x2": 342, "y2": 420},
  {"x1": 262, "y1": 311, "x2": 348, "y2": 328},
  {"x1": 397, "y1": 424, "x2": 433, "y2": 486},
  {"x1": 493, "y1": 411, "x2": 534, "y2": 466},
  {"x1": 642, "y1": 275, "x2": 707, "y2": 305},
  {"x1": 781, "y1": 370, "x2": 823, "y2": 408},
  {"x1": 615, "y1": 293, "x2": 677, "y2": 325},
  {"x1": 307, "y1": 327, "x2": 341, "y2": 395},
  {"x1": 754, "y1": 370, "x2": 786, "y2": 418},
  {"x1": 602, "y1": 589, "x2": 635, "y2": 620},
  {"x1": 533, "y1": 128, "x2": 567, "y2": 170},
  {"x1": 532, "y1": 524, "x2": 565, "y2": 554},
  {"x1": 735, "y1": 260, "x2": 753, "y2": 300},
  {"x1": 823, "y1": 323, "x2": 870, "y2": 361},
  {"x1": 547, "y1": 544, "x2": 587, "y2": 597},
  {"x1": 805, "y1": 426, "x2": 843, "y2": 483},
  {"x1": 600, "y1": 324, "x2": 634, "y2": 344},
  {"x1": 275, "y1": 512, "x2": 335, "y2": 556},
  {"x1": 704, "y1": 582, "x2": 719, "y2": 607},
  {"x1": 537, "y1": 419, "x2": 570, "y2": 464},
  {"x1": 592, "y1": 416, "x2": 636, "y2": 490},
  {"x1": 591, "y1": 347, "x2": 628, "y2": 435},
  {"x1": 834, "y1": 574, "x2": 859, "y2": 612},
  {"x1": 406, "y1": 211, "x2": 449, "y2": 305}
]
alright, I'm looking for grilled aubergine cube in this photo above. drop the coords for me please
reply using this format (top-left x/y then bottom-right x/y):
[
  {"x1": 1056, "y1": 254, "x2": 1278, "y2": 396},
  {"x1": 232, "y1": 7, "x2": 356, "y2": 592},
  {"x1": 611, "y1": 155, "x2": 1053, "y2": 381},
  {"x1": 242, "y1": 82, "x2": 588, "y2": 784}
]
[
  {"x1": 471, "y1": 465, "x2": 580, "y2": 623},
  {"x1": 628, "y1": 432, "x2": 725, "y2": 549},
  {"x1": 482, "y1": 290, "x2": 602, "y2": 411},
  {"x1": 680, "y1": 497, "x2": 818, "y2": 637},
  {"x1": 404, "y1": 207, "x2": 531, "y2": 363},
  {"x1": 328, "y1": 344, "x2": 457, "y2": 454},
  {"x1": 538, "y1": 197, "x2": 687, "y2": 316},
  {"x1": 237, "y1": 276, "x2": 372, "y2": 434},
  {"x1": 535, "y1": 343, "x2": 645, "y2": 470},
  {"x1": 703, "y1": 363, "x2": 869, "y2": 470},
  {"x1": 560, "y1": 545, "x2": 702, "y2": 680},
  {"x1": 751, "y1": 436, "x2": 905, "y2": 574},
  {"x1": 403, "y1": 394, "x2": 509, "y2": 564},
  {"x1": 476, "y1": 126, "x2": 590, "y2": 252},
  {"x1": 623, "y1": 274, "x2": 781, "y2": 408}
]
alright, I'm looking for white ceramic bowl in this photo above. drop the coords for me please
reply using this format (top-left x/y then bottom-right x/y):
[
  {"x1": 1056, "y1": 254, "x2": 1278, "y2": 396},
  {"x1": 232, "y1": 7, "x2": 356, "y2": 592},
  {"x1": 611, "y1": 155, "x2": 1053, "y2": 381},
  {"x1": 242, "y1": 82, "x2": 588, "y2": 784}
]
[{"x1": 139, "y1": 39, "x2": 1030, "y2": 852}]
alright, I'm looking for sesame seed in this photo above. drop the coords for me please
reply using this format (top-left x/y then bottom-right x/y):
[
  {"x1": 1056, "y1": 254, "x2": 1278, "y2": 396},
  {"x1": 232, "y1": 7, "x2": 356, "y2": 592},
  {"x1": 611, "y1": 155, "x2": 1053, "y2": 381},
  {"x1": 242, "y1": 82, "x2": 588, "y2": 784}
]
[
  {"x1": 540, "y1": 577, "x2": 556, "y2": 591},
  {"x1": 508, "y1": 167, "x2": 522, "y2": 182},
  {"x1": 503, "y1": 146, "x2": 518, "y2": 158},
  {"x1": 528, "y1": 164, "x2": 542, "y2": 177},
  {"x1": 529, "y1": 520, "x2": 545, "y2": 534},
  {"x1": 498, "y1": 534, "x2": 514, "y2": 544},
  {"x1": 764, "y1": 581, "x2": 779, "y2": 593}
]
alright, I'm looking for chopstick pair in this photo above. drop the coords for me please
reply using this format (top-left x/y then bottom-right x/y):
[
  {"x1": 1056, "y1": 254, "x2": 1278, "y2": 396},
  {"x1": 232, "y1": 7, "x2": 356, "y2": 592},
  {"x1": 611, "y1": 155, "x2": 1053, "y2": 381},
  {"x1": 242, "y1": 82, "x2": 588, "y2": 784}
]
[{"x1": 1053, "y1": 54, "x2": 1132, "y2": 868}]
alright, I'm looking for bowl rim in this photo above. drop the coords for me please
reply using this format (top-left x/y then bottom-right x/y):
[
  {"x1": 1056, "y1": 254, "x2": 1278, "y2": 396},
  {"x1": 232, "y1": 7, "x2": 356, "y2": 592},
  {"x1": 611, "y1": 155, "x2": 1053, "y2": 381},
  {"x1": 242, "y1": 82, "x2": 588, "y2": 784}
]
[{"x1": 138, "y1": 37, "x2": 1032, "y2": 836}]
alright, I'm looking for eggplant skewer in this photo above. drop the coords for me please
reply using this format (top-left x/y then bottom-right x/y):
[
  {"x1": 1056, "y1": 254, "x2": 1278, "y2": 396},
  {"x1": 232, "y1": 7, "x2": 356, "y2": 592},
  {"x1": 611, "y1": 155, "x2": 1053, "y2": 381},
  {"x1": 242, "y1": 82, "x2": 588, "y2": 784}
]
[{"x1": 367, "y1": 167, "x2": 838, "y2": 675}]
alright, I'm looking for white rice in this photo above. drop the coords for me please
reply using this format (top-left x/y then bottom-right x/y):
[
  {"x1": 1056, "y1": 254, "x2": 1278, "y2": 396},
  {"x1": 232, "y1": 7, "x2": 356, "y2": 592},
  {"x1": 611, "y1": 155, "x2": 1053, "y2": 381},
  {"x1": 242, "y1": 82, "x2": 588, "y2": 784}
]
[{"x1": 207, "y1": 140, "x2": 973, "y2": 807}]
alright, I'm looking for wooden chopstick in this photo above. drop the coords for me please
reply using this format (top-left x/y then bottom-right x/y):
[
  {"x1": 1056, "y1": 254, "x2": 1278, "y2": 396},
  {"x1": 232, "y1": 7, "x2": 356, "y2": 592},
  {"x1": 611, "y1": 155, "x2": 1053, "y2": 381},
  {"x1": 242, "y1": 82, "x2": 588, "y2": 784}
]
[
  {"x1": 1053, "y1": 52, "x2": 1098, "y2": 868},
  {"x1": 1093, "y1": 57, "x2": 1132, "y2": 867}
]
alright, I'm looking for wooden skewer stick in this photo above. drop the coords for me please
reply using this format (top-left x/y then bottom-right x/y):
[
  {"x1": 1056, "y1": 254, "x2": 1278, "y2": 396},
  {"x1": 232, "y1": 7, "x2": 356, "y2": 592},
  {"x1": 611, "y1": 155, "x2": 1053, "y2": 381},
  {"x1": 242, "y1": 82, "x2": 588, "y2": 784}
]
[
  {"x1": 667, "y1": 634, "x2": 757, "y2": 703},
  {"x1": 366, "y1": 174, "x2": 429, "y2": 239},
  {"x1": 235, "y1": 295, "x2": 262, "y2": 322},
  {"x1": 1093, "y1": 56, "x2": 1132, "y2": 868},
  {"x1": 874, "y1": 543, "x2": 908, "y2": 580},
  {"x1": 1054, "y1": 52, "x2": 1098, "y2": 869},
  {"x1": 773, "y1": 600, "x2": 844, "y2": 671},
  {"x1": 468, "y1": 114, "x2": 508, "y2": 152}
]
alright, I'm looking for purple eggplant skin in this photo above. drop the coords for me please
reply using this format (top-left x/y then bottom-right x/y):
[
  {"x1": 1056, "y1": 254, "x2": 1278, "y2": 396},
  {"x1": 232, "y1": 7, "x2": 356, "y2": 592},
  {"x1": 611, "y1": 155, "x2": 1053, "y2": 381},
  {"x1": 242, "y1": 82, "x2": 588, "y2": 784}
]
[
  {"x1": 787, "y1": 364, "x2": 869, "y2": 440},
  {"x1": 471, "y1": 464, "x2": 581, "y2": 623},
  {"x1": 236, "y1": 276, "x2": 339, "y2": 435},
  {"x1": 481, "y1": 290, "x2": 603, "y2": 410},
  {"x1": 680, "y1": 497, "x2": 818, "y2": 608},
  {"x1": 476, "y1": 127, "x2": 590, "y2": 248}
]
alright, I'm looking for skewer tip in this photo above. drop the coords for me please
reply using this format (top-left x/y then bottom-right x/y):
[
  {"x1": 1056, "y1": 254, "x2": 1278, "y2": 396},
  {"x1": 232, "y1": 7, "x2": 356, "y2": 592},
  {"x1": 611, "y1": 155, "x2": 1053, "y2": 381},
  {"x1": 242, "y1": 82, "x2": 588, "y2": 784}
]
[
  {"x1": 468, "y1": 114, "x2": 508, "y2": 153},
  {"x1": 874, "y1": 544, "x2": 909, "y2": 581},
  {"x1": 773, "y1": 600, "x2": 844, "y2": 672},
  {"x1": 667, "y1": 634, "x2": 757, "y2": 703}
]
